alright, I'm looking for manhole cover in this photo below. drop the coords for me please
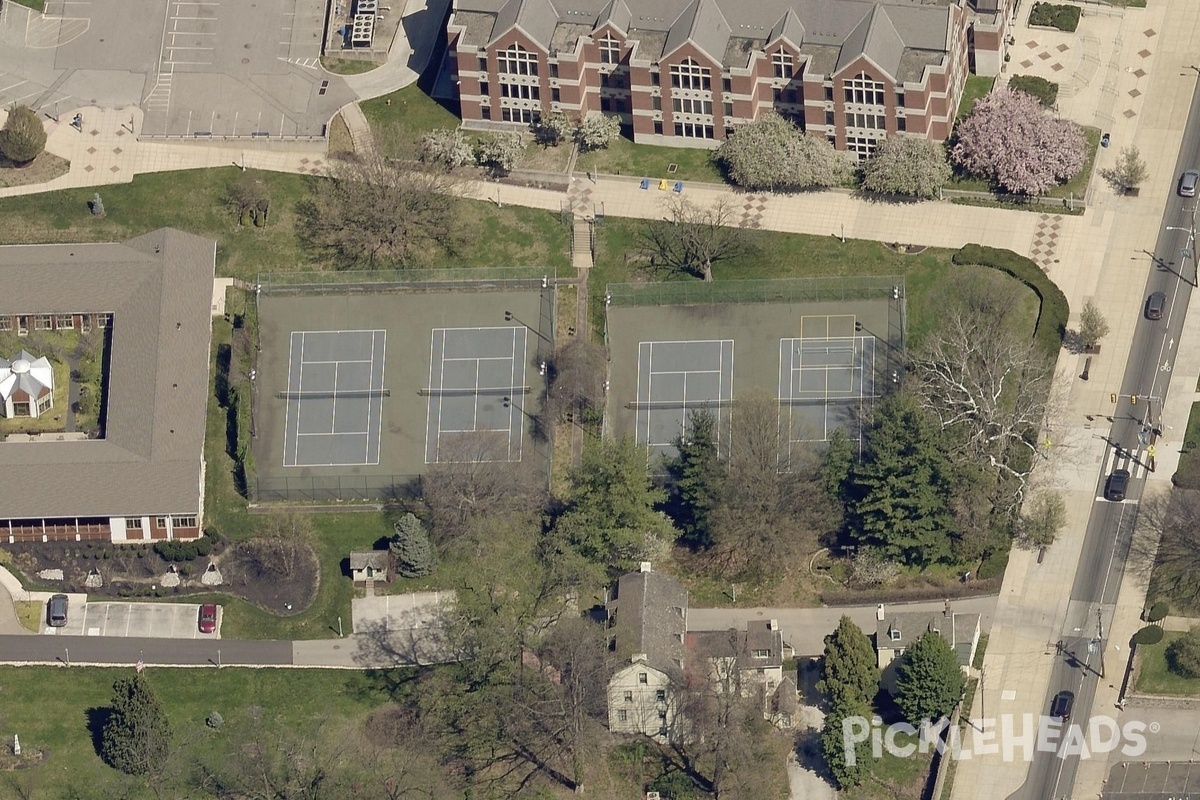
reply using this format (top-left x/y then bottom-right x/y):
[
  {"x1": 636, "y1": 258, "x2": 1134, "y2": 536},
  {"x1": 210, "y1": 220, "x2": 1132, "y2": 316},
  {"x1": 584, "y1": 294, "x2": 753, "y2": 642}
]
[{"x1": 242, "y1": 58, "x2": 250, "y2": 64}]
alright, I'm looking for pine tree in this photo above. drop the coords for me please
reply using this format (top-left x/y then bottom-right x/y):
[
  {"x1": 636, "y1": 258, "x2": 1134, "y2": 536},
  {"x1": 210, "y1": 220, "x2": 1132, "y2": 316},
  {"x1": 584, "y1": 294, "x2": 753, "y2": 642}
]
[
  {"x1": 391, "y1": 512, "x2": 437, "y2": 578},
  {"x1": 100, "y1": 675, "x2": 172, "y2": 775},
  {"x1": 894, "y1": 630, "x2": 966, "y2": 725},
  {"x1": 0, "y1": 105, "x2": 47, "y2": 165},
  {"x1": 669, "y1": 409, "x2": 723, "y2": 549},
  {"x1": 819, "y1": 428, "x2": 854, "y2": 504},
  {"x1": 818, "y1": 615, "x2": 879, "y2": 710},
  {"x1": 821, "y1": 703, "x2": 870, "y2": 789}
]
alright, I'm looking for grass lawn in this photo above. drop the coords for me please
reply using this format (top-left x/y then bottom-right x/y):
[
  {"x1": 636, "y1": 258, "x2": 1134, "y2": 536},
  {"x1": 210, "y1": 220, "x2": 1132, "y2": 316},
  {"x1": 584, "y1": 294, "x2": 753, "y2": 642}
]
[
  {"x1": 957, "y1": 74, "x2": 996, "y2": 120},
  {"x1": 575, "y1": 134, "x2": 723, "y2": 183},
  {"x1": 0, "y1": 666, "x2": 391, "y2": 799},
  {"x1": 360, "y1": 87, "x2": 460, "y2": 159},
  {"x1": 14, "y1": 600, "x2": 41, "y2": 631},
  {"x1": 0, "y1": 167, "x2": 571, "y2": 280},
  {"x1": 1170, "y1": 402, "x2": 1200, "y2": 489},
  {"x1": 1134, "y1": 631, "x2": 1200, "y2": 697},
  {"x1": 320, "y1": 57, "x2": 380, "y2": 75},
  {"x1": 842, "y1": 729, "x2": 934, "y2": 800},
  {"x1": 4, "y1": 0, "x2": 43, "y2": 9}
]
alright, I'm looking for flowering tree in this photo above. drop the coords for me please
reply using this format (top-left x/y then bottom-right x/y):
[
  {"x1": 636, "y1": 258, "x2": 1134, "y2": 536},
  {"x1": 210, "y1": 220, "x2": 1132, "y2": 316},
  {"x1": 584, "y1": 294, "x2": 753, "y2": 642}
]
[
  {"x1": 951, "y1": 86, "x2": 1086, "y2": 195},
  {"x1": 474, "y1": 131, "x2": 525, "y2": 176},
  {"x1": 575, "y1": 114, "x2": 621, "y2": 152},
  {"x1": 860, "y1": 135, "x2": 951, "y2": 198},
  {"x1": 418, "y1": 128, "x2": 473, "y2": 171},
  {"x1": 717, "y1": 112, "x2": 851, "y2": 190},
  {"x1": 534, "y1": 111, "x2": 574, "y2": 146}
]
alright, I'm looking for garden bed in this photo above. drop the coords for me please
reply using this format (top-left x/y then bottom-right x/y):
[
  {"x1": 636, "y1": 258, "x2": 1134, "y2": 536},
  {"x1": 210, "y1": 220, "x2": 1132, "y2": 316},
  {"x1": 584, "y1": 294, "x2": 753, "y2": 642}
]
[{"x1": 1028, "y1": 2, "x2": 1081, "y2": 32}]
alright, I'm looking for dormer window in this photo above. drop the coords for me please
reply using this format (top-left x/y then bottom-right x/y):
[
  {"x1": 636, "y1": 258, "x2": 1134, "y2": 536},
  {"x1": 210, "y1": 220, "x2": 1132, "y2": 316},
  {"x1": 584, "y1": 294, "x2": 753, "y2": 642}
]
[
  {"x1": 890, "y1": 629, "x2": 902, "y2": 642},
  {"x1": 752, "y1": 649, "x2": 771, "y2": 658},
  {"x1": 599, "y1": 35, "x2": 620, "y2": 65},
  {"x1": 772, "y1": 50, "x2": 793, "y2": 79}
]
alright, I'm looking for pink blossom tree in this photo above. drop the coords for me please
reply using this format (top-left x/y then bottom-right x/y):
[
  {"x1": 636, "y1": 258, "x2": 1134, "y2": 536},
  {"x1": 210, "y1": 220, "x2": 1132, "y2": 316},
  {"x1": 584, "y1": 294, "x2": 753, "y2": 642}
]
[{"x1": 951, "y1": 86, "x2": 1086, "y2": 195}]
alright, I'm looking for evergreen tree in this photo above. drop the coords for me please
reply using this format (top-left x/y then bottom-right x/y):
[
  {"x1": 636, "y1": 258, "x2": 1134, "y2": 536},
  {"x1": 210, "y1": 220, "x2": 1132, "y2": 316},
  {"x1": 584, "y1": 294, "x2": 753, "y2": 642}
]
[
  {"x1": 819, "y1": 428, "x2": 855, "y2": 504},
  {"x1": 844, "y1": 394, "x2": 957, "y2": 566},
  {"x1": 818, "y1": 615, "x2": 878, "y2": 709},
  {"x1": 0, "y1": 105, "x2": 47, "y2": 164},
  {"x1": 391, "y1": 512, "x2": 437, "y2": 578},
  {"x1": 893, "y1": 630, "x2": 965, "y2": 725},
  {"x1": 1166, "y1": 627, "x2": 1200, "y2": 679},
  {"x1": 668, "y1": 409, "x2": 723, "y2": 549},
  {"x1": 100, "y1": 675, "x2": 172, "y2": 776},
  {"x1": 821, "y1": 703, "x2": 869, "y2": 789}
]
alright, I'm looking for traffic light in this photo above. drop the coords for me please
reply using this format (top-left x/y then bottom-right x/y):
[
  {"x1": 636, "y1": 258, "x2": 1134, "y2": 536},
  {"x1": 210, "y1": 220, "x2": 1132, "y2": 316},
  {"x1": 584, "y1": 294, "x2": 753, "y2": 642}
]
[
  {"x1": 1111, "y1": 393, "x2": 1117, "y2": 404},
  {"x1": 1131, "y1": 395, "x2": 1138, "y2": 405}
]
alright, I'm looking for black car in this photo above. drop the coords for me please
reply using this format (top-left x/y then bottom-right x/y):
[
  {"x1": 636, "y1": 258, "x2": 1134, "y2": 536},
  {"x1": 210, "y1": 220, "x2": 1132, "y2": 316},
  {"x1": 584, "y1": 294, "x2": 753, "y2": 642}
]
[
  {"x1": 1050, "y1": 690, "x2": 1074, "y2": 722},
  {"x1": 1146, "y1": 291, "x2": 1167, "y2": 320},
  {"x1": 1105, "y1": 469, "x2": 1130, "y2": 502},
  {"x1": 47, "y1": 594, "x2": 68, "y2": 627}
]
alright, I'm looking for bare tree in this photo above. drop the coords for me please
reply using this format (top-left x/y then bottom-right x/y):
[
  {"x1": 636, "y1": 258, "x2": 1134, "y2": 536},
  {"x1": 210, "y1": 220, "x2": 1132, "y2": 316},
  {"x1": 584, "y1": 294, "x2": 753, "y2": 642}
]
[
  {"x1": 299, "y1": 153, "x2": 463, "y2": 268},
  {"x1": 225, "y1": 171, "x2": 270, "y2": 226},
  {"x1": 421, "y1": 432, "x2": 547, "y2": 554},
  {"x1": 545, "y1": 338, "x2": 607, "y2": 424},
  {"x1": 1130, "y1": 489, "x2": 1200, "y2": 607},
  {"x1": 638, "y1": 195, "x2": 748, "y2": 282}
]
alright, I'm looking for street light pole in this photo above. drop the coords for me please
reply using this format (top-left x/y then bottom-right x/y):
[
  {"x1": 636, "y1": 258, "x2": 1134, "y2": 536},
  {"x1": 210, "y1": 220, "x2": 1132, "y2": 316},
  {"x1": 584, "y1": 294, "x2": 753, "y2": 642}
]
[
  {"x1": 1166, "y1": 202, "x2": 1199, "y2": 286},
  {"x1": 1097, "y1": 607, "x2": 1106, "y2": 680}
]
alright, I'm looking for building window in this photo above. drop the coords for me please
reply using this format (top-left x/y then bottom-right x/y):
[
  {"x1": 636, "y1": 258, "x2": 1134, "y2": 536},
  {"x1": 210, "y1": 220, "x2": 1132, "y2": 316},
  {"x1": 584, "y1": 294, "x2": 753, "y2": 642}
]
[
  {"x1": 624, "y1": 691, "x2": 633, "y2": 702},
  {"x1": 549, "y1": 62, "x2": 558, "y2": 79},
  {"x1": 34, "y1": 315, "x2": 53, "y2": 331},
  {"x1": 97, "y1": 313, "x2": 111, "y2": 328},
  {"x1": 896, "y1": 90, "x2": 906, "y2": 107},
  {"x1": 844, "y1": 73, "x2": 885, "y2": 106},
  {"x1": 601, "y1": 96, "x2": 611, "y2": 112},
  {"x1": 551, "y1": 87, "x2": 560, "y2": 103},
  {"x1": 599, "y1": 35, "x2": 620, "y2": 65},
  {"x1": 674, "y1": 122, "x2": 713, "y2": 139},
  {"x1": 500, "y1": 82, "x2": 538, "y2": 100},
  {"x1": 650, "y1": 71, "x2": 660, "y2": 86},
  {"x1": 501, "y1": 107, "x2": 537, "y2": 124},
  {"x1": 773, "y1": 87, "x2": 781, "y2": 103},
  {"x1": 670, "y1": 58, "x2": 710, "y2": 91},
  {"x1": 752, "y1": 649, "x2": 771, "y2": 658},
  {"x1": 824, "y1": 86, "x2": 834, "y2": 102},
  {"x1": 172, "y1": 516, "x2": 198, "y2": 528},
  {"x1": 657, "y1": 711, "x2": 667, "y2": 721},
  {"x1": 723, "y1": 101, "x2": 733, "y2": 117},
  {"x1": 56, "y1": 315, "x2": 74, "y2": 329},
  {"x1": 787, "y1": 89, "x2": 799, "y2": 104},
  {"x1": 722, "y1": 77, "x2": 731, "y2": 93},
  {"x1": 497, "y1": 44, "x2": 538, "y2": 76},
  {"x1": 848, "y1": 112, "x2": 886, "y2": 130},
  {"x1": 825, "y1": 111, "x2": 835, "y2": 127},
  {"x1": 897, "y1": 117, "x2": 906, "y2": 132},
  {"x1": 156, "y1": 516, "x2": 169, "y2": 529},
  {"x1": 0, "y1": 317, "x2": 10, "y2": 332},
  {"x1": 477, "y1": 56, "x2": 487, "y2": 72},
  {"x1": 479, "y1": 81, "x2": 489, "y2": 96},
  {"x1": 126, "y1": 517, "x2": 143, "y2": 530},
  {"x1": 672, "y1": 96, "x2": 712, "y2": 116},
  {"x1": 772, "y1": 50, "x2": 793, "y2": 79},
  {"x1": 655, "y1": 689, "x2": 666, "y2": 702},
  {"x1": 653, "y1": 120, "x2": 663, "y2": 135},
  {"x1": 846, "y1": 135, "x2": 880, "y2": 160},
  {"x1": 617, "y1": 710, "x2": 628, "y2": 722},
  {"x1": 638, "y1": 672, "x2": 648, "y2": 684},
  {"x1": 481, "y1": 106, "x2": 491, "y2": 120}
]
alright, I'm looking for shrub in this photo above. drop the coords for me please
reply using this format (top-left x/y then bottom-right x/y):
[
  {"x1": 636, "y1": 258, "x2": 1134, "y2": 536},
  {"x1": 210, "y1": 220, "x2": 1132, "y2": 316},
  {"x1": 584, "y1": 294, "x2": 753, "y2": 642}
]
[
  {"x1": 1147, "y1": 601, "x2": 1170, "y2": 623},
  {"x1": 418, "y1": 128, "x2": 473, "y2": 171},
  {"x1": 1008, "y1": 75, "x2": 1059, "y2": 109},
  {"x1": 1029, "y1": 2, "x2": 1080, "y2": 32},
  {"x1": 1132, "y1": 625, "x2": 1164, "y2": 646},
  {"x1": 575, "y1": 114, "x2": 621, "y2": 152},
  {"x1": 0, "y1": 105, "x2": 47, "y2": 164},
  {"x1": 717, "y1": 112, "x2": 852, "y2": 190},
  {"x1": 153, "y1": 536, "x2": 214, "y2": 562},
  {"x1": 1166, "y1": 628, "x2": 1200, "y2": 677},
  {"x1": 977, "y1": 547, "x2": 1010, "y2": 580},
  {"x1": 474, "y1": 132, "x2": 525, "y2": 176},
  {"x1": 205, "y1": 711, "x2": 224, "y2": 729}
]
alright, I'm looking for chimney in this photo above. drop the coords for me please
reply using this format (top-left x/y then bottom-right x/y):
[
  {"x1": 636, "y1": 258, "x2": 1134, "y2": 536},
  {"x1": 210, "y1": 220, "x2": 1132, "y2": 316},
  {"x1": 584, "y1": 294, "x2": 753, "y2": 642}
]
[
  {"x1": 639, "y1": 561, "x2": 652, "y2": 573},
  {"x1": 768, "y1": 619, "x2": 779, "y2": 631},
  {"x1": 632, "y1": 653, "x2": 648, "y2": 664},
  {"x1": 876, "y1": 603, "x2": 885, "y2": 621},
  {"x1": 944, "y1": 599, "x2": 951, "y2": 617}
]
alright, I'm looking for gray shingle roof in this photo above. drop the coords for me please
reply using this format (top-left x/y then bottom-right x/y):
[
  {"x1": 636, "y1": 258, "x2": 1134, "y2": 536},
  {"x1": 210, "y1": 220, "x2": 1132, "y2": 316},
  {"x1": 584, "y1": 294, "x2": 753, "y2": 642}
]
[
  {"x1": 877, "y1": 611, "x2": 980, "y2": 667},
  {"x1": 0, "y1": 229, "x2": 216, "y2": 520},
  {"x1": 768, "y1": 8, "x2": 805, "y2": 49},
  {"x1": 491, "y1": 0, "x2": 561, "y2": 48},
  {"x1": 690, "y1": 619, "x2": 785, "y2": 670},
  {"x1": 609, "y1": 567, "x2": 688, "y2": 673},
  {"x1": 663, "y1": 0, "x2": 730, "y2": 64},
  {"x1": 350, "y1": 551, "x2": 389, "y2": 570},
  {"x1": 836, "y1": 4, "x2": 904, "y2": 76},
  {"x1": 595, "y1": 0, "x2": 632, "y2": 31}
]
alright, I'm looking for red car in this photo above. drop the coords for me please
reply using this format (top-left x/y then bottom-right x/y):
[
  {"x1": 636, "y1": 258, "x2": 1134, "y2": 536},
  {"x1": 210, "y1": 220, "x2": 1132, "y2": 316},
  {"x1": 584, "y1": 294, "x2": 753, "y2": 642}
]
[{"x1": 198, "y1": 603, "x2": 218, "y2": 634}]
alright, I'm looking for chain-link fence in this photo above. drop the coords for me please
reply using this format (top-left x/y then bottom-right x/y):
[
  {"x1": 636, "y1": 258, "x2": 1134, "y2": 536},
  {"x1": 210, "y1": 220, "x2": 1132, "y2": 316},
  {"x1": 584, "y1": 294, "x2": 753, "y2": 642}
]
[
  {"x1": 257, "y1": 266, "x2": 564, "y2": 295},
  {"x1": 604, "y1": 275, "x2": 906, "y2": 308}
]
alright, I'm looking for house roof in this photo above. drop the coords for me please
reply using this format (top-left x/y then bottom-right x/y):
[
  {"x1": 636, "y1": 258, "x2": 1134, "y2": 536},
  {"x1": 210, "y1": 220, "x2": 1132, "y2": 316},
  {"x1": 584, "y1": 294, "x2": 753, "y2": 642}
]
[
  {"x1": 350, "y1": 551, "x2": 389, "y2": 570},
  {"x1": 453, "y1": 0, "x2": 951, "y2": 80},
  {"x1": 688, "y1": 619, "x2": 785, "y2": 671},
  {"x1": 877, "y1": 611, "x2": 981, "y2": 667},
  {"x1": 0, "y1": 229, "x2": 216, "y2": 519},
  {"x1": 0, "y1": 350, "x2": 53, "y2": 401},
  {"x1": 609, "y1": 566, "x2": 688, "y2": 673}
]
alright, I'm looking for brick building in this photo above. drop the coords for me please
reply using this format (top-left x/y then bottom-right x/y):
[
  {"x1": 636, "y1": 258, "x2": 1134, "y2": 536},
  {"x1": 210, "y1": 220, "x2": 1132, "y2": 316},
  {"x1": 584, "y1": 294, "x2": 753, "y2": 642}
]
[
  {"x1": 447, "y1": 0, "x2": 1014, "y2": 156},
  {"x1": 0, "y1": 229, "x2": 216, "y2": 544}
]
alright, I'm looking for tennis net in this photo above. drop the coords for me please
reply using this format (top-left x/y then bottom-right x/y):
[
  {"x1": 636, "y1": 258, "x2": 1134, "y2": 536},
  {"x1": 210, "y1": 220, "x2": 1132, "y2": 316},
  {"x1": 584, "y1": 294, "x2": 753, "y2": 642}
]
[
  {"x1": 625, "y1": 399, "x2": 731, "y2": 411},
  {"x1": 418, "y1": 386, "x2": 533, "y2": 397},
  {"x1": 275, "y1": 389, "x2": 391, "y2": 400}
]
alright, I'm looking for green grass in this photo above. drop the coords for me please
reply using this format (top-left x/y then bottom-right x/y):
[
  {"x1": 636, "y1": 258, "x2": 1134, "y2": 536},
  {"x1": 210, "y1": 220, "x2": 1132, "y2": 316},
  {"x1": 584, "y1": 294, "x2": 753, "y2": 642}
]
[
  {"x1": 14, "y1": 600, "x2": 41, "y2": 631},
  {"x1": 360, "y1": 87, "x2": 460, "y2": 159},
  {"x1": 575, "y1": 135, "x2": 724, "y2": 183},
  {"x1": 0, "y1": 666, "x2": 391, "y2": 798},
  {"x1": 320, "y1": 57, "x2": 380, "y2": 75},
  {"x1": 957, "y1": 75, "x2": 996, "y2": 121},
  {"x1": 4, "y1": 0, "x2": 44, "y2": 10},
  {"x1": 1171, "y1": 402, "x2": 1200, "y2": 489},
  {"x1": 1049, "y1": 127, "x2": 1101, "y2": 200},
  {"x1": 1135, "y1": 631, "x2": 1200, "y2": 697},
  {"x1": 841, "y1": 729, "x2": 934, "y2": 800}
]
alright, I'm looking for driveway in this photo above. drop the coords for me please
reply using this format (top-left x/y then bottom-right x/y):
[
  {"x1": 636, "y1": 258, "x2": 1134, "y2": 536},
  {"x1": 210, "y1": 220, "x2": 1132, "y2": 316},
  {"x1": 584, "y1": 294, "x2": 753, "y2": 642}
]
[
  {"x1": 350, "y1": 590, "x2": 455, "y2": 665},
  {"x1": 42, "y1": 601, "x2": 216, "y2": 639}
]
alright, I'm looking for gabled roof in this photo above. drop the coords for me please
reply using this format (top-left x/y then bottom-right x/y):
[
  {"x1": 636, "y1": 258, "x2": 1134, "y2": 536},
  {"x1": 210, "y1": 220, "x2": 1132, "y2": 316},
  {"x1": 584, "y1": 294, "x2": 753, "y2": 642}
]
[
  {"x1": 663, "y1": 0, "x2": 731, "y2": 64},
  {"x1": 767, "y1": 7, "x2": 805, "y2": 50},
  {"x1": 350, "y1": 551, "x2": 389, "y2": 570},
  {"x1": 877, "y1": 611, "x2": 981, "y2": 667},
  {"x1": 609, "y1": 565, "x2": 688, "y2": 673},
  {"x1": 0, "y1": 350, "x2": 53, "y2": 401},
  {"x1": 0, "y1": 229, "x2": 215, "y2": 519},
  {"x1": 491, "y1": 0, "x2": 560, "y2": 48},
  {"x1": 836, "y1": 3, "x2": 906, "y2": 77},
  {"x1": 689, "y1": 619, "x2": 785, "y2": 671},
  {"x1": 595, "y1": 0, "x2": 632, "y2": 33}
]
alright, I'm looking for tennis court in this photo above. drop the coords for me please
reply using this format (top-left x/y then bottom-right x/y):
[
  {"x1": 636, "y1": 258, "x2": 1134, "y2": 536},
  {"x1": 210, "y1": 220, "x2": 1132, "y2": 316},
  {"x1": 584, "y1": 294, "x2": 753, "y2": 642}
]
[
  {"x1": 633, "y1": 339, "x2": 734, "y2": 461},
  {"x1": 424, "y1": 327, "x2": 529, "y2": 464},
  {"x1": 282, "y1": 330, "x2": 387, "y2": 467}
]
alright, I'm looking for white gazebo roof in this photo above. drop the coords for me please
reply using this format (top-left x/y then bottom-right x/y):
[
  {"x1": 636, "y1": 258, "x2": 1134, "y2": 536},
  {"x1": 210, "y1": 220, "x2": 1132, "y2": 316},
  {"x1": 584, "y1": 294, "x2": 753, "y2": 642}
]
[{"x1": 0, "y1": 349, "x2": 53, "y2": 401}]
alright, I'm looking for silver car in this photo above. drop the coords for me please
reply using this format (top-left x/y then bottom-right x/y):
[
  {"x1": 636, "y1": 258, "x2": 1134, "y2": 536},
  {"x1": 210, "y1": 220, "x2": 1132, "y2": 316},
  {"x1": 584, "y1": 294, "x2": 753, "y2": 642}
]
[{"x1": 1180, "y1": 170, "x2": 1199, "y2": 197}]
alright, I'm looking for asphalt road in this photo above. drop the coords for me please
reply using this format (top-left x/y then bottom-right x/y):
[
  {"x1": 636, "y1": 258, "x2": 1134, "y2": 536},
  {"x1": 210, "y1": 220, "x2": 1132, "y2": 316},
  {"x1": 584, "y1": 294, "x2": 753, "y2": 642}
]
[
  {"x1": 0, "y1": 635, "x2": 291, "y2": 667},
  {"x1": 1013, "y1": 78, "x2": 1200, "y2": 800}
]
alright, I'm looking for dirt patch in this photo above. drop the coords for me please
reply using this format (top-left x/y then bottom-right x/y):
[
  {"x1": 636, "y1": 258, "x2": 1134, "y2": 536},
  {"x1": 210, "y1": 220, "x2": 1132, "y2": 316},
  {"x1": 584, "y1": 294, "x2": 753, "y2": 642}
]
[
  {"x1": 5, "y1": 538, "x2": 319, "y2": 615},
  {"x1": 0, "y1": 153, "x2": 70, "y2": 189}
]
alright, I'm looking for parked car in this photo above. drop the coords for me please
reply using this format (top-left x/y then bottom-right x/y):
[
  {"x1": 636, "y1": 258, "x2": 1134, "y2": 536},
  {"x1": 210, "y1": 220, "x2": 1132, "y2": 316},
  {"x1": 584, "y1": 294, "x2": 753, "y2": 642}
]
[
  {"x1": 1050, "y1": 690, "x2": 1075, "y2": 722},
  {"x1": 1105, "y1": 468, "x2": 1130, "y2": 502},
  {"x1": 198, "y1": 603, "x2": 218, "y2": 634},
  {"x1": 1146, "y1": 291, "x2": 1167, "y2": 320},
  {"x1": 1180, "y1": 169, "x2": 1199, "y2": 197},
  {"x1": 47, "y1": 594, "x2": 68, "y2": 627},
  {"x1": 1101, "y1": 132, "x2": 1110, "y2": 148}
]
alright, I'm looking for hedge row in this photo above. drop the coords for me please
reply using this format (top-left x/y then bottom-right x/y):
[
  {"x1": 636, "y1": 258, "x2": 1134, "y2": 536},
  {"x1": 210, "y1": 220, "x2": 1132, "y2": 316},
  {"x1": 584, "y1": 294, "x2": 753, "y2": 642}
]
[
  {"x1": 1008, "y1": 75, "x2": 1059, "y2": 109},
  {"x1": 1029, "y1": 2, "x2": 1080, "y2": 32},
  {"x1": 952, "y1": 244, "x2": 1069, "y2": 359}
]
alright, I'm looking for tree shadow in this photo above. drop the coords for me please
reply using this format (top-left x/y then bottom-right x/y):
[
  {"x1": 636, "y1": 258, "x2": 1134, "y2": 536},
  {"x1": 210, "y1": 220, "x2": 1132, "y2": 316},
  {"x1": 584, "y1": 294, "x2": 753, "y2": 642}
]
[{"x1": 84, "y1": 706, "x2": 110, "y2": 760}]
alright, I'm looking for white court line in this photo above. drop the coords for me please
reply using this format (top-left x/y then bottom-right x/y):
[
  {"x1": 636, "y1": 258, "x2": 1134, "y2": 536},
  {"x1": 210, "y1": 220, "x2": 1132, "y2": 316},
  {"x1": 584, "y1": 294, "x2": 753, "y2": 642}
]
[
  {"x1": 292, "y1": 357, "x2": 373, "y2": 365},
  {"x1": 423, "y1": 330, "x2": 438, "y2": 464},
  {"x1": 645, "y1": 368, "x2": 724, "y2": 376},
  {"x1": 646, "y1": 342, "x2": 654, "y2": 445},
  {"x1": 442, "y1": 355, "x2": 514, "y2": 363},
  {"x1": 163, "y1": 61, "x2": 211, "y2": 65},
  {"x1": 295, "y1": 429, "x2": 370, "y2": 437},
  {"x1": 165, "y1": 45, "x2": 214, "y2": 50},
  {"x1": 0, "y1": 80, "x2": 31, "y2": 93},
  {"x1": 505, "y1": 327, "x2": 517, "y2": 460},
  {"x1": 436, "y1": 331, "x2": 448, "y2": 462},
  {"x1": 283, "y1": 331, "x2": 297, "y2": 467},
  {"x1": 439, "y1": 426, "x2": 511, "y2": 435},
  {"x1": 514, "y1": 328, "x2": 527, "y2": 461},
  {"x1": 329, "y1": 360, "x2": 340, "y2": 435},
  {"x1": 369, "y1": 330, "x2": 385, "y2": 465},
  {"x1": 471, "y1": 350, "x2": 481, "y2": 432}
]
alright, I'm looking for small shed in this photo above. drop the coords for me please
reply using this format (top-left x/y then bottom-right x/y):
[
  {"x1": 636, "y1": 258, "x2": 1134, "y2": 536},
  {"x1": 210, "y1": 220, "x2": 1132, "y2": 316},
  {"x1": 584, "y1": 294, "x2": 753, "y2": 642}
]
[{"x1": 350, "y1": 550, "x2": 389, "y2": 584}]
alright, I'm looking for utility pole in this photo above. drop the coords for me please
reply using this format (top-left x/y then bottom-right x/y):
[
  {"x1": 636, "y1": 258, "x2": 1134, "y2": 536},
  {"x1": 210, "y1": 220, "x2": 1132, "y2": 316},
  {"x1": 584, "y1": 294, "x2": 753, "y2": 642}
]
[
  {"x1": 1166, "y1": 202, "x2": 1199, "y2": 286},
  {"x1": 1097, "y1": 607, "x2": 1106, "y2": 680}
]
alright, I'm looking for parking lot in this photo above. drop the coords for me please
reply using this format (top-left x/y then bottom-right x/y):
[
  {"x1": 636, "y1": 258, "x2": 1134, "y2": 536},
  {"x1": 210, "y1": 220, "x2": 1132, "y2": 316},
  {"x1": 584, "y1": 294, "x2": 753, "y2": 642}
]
[{"x1": 41, "y1": 601, "x2": 218, "y2": 639}]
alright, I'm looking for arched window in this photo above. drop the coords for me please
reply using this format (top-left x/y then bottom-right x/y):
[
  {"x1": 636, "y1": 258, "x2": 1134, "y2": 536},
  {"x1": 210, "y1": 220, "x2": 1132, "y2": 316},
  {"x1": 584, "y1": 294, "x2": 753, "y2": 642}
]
[
  {"x1": 497, "y1": 44, "x2": 538, "y2": 76},
  {"x1": 669, "y1": 58, "x2": 711, "y2": 91},
  {"x1": 772, "y1": 50, "x2": 793, "y2": 79},
  {"x1": 844, "y1": 72, "x2": 885, "y2": 105},
  {"x1": 599, "y1": 34, "x2": 621, "y2": 65}
]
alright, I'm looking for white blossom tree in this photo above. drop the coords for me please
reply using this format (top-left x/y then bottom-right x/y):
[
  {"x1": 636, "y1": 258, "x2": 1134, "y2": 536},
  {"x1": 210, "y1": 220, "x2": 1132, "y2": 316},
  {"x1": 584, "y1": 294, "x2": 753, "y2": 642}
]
[
  {"x1": 474, "y1": 131, "x2": 525, "y2": 176},
  {"x1": 575, "y1": 114, "x2": 621, "y2": 151},
  {"x1": 534, "y1": 111, "x2": 574, "y2": 146},
  {"x1": 717, "y1": 112, "x2": 852, "y2": 190},
  {"x1": 418, "y1": 128, "x2": 473, "y2": 171},
  {"x1": 860, "y1": 135, "x2": 951, "y2": 199},
  {"x1": 951, "y1": 86, "x2": 1086, "y2": 195}
]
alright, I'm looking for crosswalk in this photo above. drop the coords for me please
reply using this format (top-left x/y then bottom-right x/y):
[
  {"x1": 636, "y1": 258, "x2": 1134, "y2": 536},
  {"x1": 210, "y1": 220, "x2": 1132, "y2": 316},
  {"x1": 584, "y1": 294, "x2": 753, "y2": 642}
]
[{"x1": 1095, "y1": 444, "x2": 1153, "y2": 503}]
